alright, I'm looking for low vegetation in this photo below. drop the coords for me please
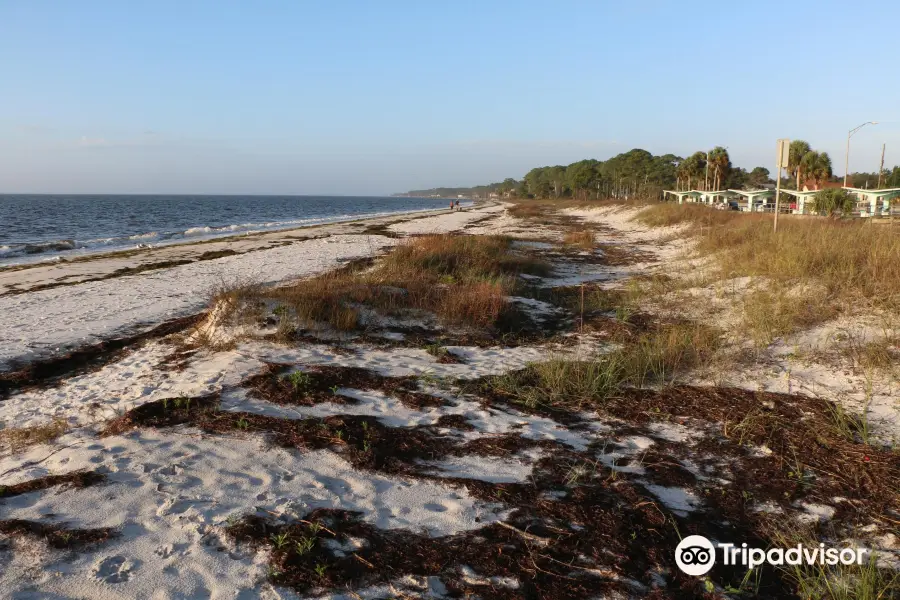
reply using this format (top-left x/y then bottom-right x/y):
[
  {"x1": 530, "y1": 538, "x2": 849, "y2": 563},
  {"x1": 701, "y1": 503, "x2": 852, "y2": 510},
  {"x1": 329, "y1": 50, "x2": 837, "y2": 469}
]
[
  {"x1": 562, "y1": 230, "x2": 596, "y2": 250},
  {"x1": 0, "y1": 418, "x2": 69, "y2": 452},
  {"x1": 213, "y1": 235, "x2": 550, "y2": 336},
  {"x1": 765, "y1": 522, "x2": 900, "y2": 600},
  {"x1": 635, "y1": 203, "x2": 900, "y2": 341},
  {"x1": 479, "y1": 319, "x2": 720, "y2": 412}
]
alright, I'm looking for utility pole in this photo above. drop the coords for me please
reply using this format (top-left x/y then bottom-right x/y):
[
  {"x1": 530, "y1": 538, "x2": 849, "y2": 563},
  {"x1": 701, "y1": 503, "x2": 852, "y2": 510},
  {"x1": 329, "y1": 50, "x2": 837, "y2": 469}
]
[
  {"x1": 844, "y1": 121, "x2": 879, "y2": 186},
  {"x1": 878, "y1": 143, "x2": 886, "y2": 188},
  {"x1": 774, "y1": 138, "x2": 790, "y2": 232}
]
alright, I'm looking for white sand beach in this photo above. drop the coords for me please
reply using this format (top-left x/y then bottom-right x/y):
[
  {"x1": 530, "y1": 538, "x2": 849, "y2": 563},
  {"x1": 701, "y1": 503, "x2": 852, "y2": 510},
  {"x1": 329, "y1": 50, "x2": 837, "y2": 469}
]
[{"x1": 1, "y1": 202, "x2": 897, "y2": 599}]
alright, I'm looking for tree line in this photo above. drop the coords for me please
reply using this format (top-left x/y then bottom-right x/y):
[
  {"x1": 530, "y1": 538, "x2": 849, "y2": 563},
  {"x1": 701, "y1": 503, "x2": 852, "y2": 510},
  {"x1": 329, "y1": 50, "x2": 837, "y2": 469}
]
[
  {"x1": 400, "y1": 144, "x2": 900, "y2": 200},
  {"x1": 495, "y1": 148, "x2": 773, "y2": 200}
]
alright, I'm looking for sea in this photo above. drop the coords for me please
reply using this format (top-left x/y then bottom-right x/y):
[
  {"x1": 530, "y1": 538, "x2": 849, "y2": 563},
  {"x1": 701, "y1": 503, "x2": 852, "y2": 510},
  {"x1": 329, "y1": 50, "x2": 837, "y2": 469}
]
[{"x1": 0, "y1": 195, "x2": 460, "y2": 266}]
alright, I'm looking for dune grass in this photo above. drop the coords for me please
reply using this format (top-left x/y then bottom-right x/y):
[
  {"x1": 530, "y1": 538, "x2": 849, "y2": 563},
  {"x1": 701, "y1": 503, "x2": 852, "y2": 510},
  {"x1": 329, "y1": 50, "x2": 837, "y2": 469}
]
[
  {"x1": 635, "y1": 204, "x2": 900, "y2": 342},
  {"x1": 258, "y1": 235, "x2": 550, "y2": 332},
  {"x1": 636, "y1": 204, "x2": 900, "y2": 306},
  {"x1": 482, "y1": 319, "x2": 719, "y2": 410},
  {"x1": 562, "y1": 230, "x2": 596, "y2": 250},
  {"x1": 763, "y1": 521, "x2": 900, "y2": 600}
]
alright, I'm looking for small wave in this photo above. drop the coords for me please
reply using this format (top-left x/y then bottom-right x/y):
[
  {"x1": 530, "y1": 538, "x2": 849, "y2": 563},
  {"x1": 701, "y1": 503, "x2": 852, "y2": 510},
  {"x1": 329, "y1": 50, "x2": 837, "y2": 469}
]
[
  {"x1": 183, "y1": 226, "x2": 213, "y2": 237},
  {"x1": 128, "y1": 231, "x2": 159, "y2": 241},
  {"x1": 23, "y1": 239, "x2": 79, "y2": 255}
]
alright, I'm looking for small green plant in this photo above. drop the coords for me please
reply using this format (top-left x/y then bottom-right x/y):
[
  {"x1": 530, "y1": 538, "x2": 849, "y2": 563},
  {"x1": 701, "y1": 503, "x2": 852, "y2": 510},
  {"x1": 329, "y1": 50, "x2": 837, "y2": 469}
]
[
  {"x1": 329, "y1": 385, "x2": 339, "y2": 396},
  {"x1": 162, "y1": 398, "x2": 168, "y2": 412},
  {"x1": 236, "y1": 417, "x2": 250, "y2": 430},
  {"x1": 563, "y1": 459, "x2": 596, "y2": 487},
  {"x1": 314, "y1": 563, "x2": 327, "y2": 578},
  {"x1": 296, "y1": 536, "x2": 316, "y2": 555},
  {"x1": 785, "y1": 448, "x2": 816, "y2": 489},
  {"x1": 270, "y1": 532, "x2": 290, "y2": 550},
  {"x1": 614, "y1": 304, "x2": 632, "y2": 322},
  {"x1": 307, "y1": 521, "x2": 322, "y2": 535},
  {"x1": 273, "y1": 304, "x2": 289, "y2": 316},
  {"x1": 425, "y1": 343, "x2": 449, "y2": 358},
  {"x1": 267, "y1": 565, "x2": 282, "y2": 579},
  {"x1": 823, "y1": 400, "x2": 872, "y2": 445},
  {"x1": 285, "y1": 370, "x2": 312, "y2": 392},
  {"x1": 59, "y1": 532, "x2": 73, "y2": 544},
  {"x1": 335, "y1": 430, "x2": 343, "y2": 440}
]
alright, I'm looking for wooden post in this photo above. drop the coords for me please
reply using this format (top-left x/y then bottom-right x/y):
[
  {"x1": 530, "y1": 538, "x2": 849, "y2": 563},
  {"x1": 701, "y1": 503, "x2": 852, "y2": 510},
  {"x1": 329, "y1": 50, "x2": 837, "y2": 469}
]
[
  {"x1": 774, "y1": 147, "x2": 783, "y2": 230},
  {"x1": 580, "y1": 283, "x2": 585, "y2": 334}
]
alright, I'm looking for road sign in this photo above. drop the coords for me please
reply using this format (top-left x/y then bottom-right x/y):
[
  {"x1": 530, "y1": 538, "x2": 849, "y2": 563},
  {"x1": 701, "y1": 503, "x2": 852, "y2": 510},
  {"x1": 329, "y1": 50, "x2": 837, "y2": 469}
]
[{"x1": 778, "y1": 138, "x2": 790, "y2": 168}]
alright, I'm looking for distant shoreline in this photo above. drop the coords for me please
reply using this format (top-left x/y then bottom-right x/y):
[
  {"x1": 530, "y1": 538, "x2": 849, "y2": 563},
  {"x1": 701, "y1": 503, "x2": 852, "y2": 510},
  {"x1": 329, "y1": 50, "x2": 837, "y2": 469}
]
[
  {"x1": 0, "y1": 202, "x2": 501, "y2": 369},
  {"x1": 1, "y1": 198, "x2": 470, "y2": 269}
]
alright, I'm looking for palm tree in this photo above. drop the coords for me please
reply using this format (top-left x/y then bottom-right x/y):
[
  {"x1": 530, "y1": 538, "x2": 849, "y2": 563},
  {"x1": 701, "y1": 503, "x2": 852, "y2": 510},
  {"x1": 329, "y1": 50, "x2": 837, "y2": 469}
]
[
  {"x1": 675, "y1": 160, "x2": 693, "y2": 191},
  {"x1": 812, "y1": 188, "x2": 854, "y2": 217},
  {"x1": 788, "y1": 140, "x2": 811, "y2": 190},
  {"x1": 682, "y1": 152, "x2": 706, "y2": 190},
  {"x1": 707, "y1": 147, "x2": 731, "y2": 190},
  {"x1": 801, "y1": 151, "x2": 833, "y2": 190}
]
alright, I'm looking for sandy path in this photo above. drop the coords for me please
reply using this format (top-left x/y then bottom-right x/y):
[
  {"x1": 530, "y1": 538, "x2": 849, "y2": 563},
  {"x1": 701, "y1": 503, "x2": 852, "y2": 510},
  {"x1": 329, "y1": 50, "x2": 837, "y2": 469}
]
[{"x1": 387, "y1": 204, "x2": 505, "y2": 234}]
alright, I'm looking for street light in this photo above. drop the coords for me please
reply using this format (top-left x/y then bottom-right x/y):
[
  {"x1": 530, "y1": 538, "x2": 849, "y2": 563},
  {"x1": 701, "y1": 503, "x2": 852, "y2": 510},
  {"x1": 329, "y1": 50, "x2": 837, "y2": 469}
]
[{"x1": 844, "y1": 121, "x2": 879, "y2": 186}]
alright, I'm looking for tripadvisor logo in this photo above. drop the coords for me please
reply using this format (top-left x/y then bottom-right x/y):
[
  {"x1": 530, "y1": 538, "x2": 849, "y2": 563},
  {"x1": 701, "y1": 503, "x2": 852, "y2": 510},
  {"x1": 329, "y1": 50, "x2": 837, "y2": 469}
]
[
  {"x1": 676, "y1": 536, "x2": 716, "y2": 576},
  {"x1": 675, "y1": 535, "x2": 869, "y2": 577}
]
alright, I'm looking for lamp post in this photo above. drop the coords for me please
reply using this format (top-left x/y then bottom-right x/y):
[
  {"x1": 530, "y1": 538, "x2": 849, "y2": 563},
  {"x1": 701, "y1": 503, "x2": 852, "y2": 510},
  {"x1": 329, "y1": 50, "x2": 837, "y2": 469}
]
[{"x1": 844, "y1": 121, "x2": 878, "y2": 186}]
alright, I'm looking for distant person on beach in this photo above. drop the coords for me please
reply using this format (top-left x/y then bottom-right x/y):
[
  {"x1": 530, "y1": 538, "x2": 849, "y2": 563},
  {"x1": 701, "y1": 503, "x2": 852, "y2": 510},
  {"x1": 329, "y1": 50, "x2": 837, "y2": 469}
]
[
  {"x1": 455, "y1": 200, "x2": 460, "y2": 210},
  {"x1": 449, "y1": 201, "x2": 454, "y2": 211}
]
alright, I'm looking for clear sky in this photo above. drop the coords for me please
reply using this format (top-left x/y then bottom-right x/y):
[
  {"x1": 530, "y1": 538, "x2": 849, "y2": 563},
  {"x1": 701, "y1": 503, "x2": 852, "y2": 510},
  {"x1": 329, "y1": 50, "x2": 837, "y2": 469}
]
[{"x1": 1, "y1": 0, "x2": 898, "y2": 195}]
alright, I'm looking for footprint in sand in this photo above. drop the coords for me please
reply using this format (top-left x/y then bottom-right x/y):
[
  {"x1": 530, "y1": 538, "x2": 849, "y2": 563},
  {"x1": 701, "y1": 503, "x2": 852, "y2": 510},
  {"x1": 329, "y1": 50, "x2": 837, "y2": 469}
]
[{"x1": 94, "y1": 555, "x2": 132, "y2": 584}]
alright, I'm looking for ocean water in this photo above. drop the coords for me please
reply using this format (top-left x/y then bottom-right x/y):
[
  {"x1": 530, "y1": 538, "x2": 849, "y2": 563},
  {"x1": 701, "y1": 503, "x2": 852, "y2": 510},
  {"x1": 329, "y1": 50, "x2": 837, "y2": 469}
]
[{"x1": 0, "y1": 194, "x2": 459, "y2": 266}]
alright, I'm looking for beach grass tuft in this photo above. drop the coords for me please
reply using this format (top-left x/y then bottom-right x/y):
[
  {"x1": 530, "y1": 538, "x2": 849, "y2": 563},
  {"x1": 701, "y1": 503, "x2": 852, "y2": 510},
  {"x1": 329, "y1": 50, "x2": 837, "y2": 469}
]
[
  {"x1": 243, "y1": 234, "x2": 551, "y2": 332},
  {"x1": 0, "y1": 418, "x2": 69, "y2": 452}
]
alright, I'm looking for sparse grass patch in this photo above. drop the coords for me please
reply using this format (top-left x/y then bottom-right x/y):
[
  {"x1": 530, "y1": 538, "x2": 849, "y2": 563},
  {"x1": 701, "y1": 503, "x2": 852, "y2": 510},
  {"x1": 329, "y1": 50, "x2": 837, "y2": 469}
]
[
  {"x1": 636, "y1": 204, "x2": 900, "y2": 318},
  {"x1": 0, "y1": 418, "x2": 69, "y2": 452},
  {"x1": 479, "y1": 319, "x2": 720, "y2": 412},
  {"x1": 237, "y1": 235, "x2": 550, "y2": 333},
  {"x1": 742, "y1": 289, "x2": 839, "y2": 347},
  {"x1": 764, "y1": 522, "x2": 900, "y2": 600},
  {"x1": 822, "y1": 400, "x2": 874, "y2": 446},
  {"x1": 562, "y1": 230, "x2": 595, "y2": 250},
  {"x1": 839, "y1": 329, "x2": 900, "y2": 375}
]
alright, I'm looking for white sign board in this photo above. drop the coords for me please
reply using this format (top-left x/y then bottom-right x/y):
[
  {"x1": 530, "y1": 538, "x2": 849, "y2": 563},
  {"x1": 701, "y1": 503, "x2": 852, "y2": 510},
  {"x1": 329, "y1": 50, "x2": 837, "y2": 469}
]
[{"x1": 778, "y1": 138, "x2": 791, "y2": 168}]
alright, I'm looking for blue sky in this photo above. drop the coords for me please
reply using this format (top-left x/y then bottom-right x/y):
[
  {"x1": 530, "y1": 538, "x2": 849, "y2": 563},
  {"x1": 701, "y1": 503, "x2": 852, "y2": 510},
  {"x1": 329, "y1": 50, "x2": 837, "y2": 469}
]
[{"x1": 1, "y1": 0, "x2": 898, "y2": 194}]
